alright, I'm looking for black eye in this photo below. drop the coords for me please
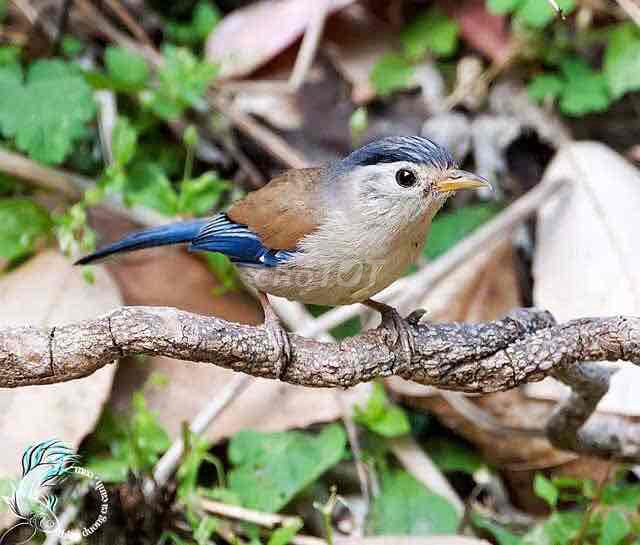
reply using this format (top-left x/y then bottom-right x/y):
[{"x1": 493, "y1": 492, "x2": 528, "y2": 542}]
[{"x1": 395, "y1": 168, "x2": 417, "y2": 188}]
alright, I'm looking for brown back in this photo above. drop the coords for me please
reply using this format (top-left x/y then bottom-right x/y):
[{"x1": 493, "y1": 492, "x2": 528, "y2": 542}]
[{"x1": 228, "y1": 168, "x2": 325, "y2": 250}]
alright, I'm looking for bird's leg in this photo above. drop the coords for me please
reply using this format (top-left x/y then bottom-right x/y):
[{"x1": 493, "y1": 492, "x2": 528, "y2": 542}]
[
  {"x1": 257, "y1": 291, "x2": 291, "y2": 379},
  {"x1": 363, "y1": 299, "x2": 416, "y2": 364}
]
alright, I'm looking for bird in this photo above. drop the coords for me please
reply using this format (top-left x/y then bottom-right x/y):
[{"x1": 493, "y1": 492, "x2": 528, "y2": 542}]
[{"x1": 76, "y1": 136, "x2": 490, "y2": 377}]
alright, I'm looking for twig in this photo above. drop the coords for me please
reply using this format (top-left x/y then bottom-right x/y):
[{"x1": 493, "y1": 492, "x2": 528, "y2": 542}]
[
  {"x1": 150, "y1": 374, "x2": 252, "y2": 490},
  {"x1": 0, "y1": 147, "x2": 168, "y2": 227},
  {"x1": 615, "y1": 0, "x2": 640, "y2": 26},
  {"x1": 199, "y1": 498, "x2": 297, "y2": 529},
  {"x1": 289, "y1": 0, "x2": 331, "y2": 91},
  {"x1": 102, "y1": 0, "x2": 156, "y2": 49}
]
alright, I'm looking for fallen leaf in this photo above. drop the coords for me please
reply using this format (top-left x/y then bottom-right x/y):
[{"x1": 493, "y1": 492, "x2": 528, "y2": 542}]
[
  {"x1": 324, "y1": 6, "x2": 398, "y2": 104},
  {"x1": 0, "y1": 251, "x2": 120, "y2": 527},
  {"x1": 107, "y1": 247, "x2": 343, "y2": 442},
  {"x1": 447, "y1": 0, "x2": 514, "y2": 65},
  {"x1": 206, "y1": 0, "x2": 355, "y2": 79},
  {"x1": 529, "y1": 142, "x2": 640, "y2": 416}
]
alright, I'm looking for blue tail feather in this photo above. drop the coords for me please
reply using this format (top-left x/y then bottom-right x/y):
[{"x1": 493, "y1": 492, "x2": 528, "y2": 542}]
[
  {"x1": 75, "y1": 214, "x2": 296, "y2": 268},
  {"x1": 75, "y1": 219, "x2": 207, "y2": 265}
]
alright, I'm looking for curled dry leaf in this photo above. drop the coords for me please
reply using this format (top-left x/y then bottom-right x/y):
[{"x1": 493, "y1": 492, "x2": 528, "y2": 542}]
[
  {"x1": 447, "y1": 0, "x2": 514, "y2": 66},
  {"x1": 107, "y1": 248, "x2": 342, "y2": 442},
  {"x1": 529, "y1": 141, "x2": 640, "y2": 416},
  {"x1": 206, "y1": 0, "x2": 355, "y2": 79},
  {"x1": 0, "y1": 251, "x2": 120, "y2": 526}
]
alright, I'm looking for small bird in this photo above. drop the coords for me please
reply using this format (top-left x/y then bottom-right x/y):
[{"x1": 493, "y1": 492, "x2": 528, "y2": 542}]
[{"x1": 77, "y1": 136, "x2": 489, "y2": 375}]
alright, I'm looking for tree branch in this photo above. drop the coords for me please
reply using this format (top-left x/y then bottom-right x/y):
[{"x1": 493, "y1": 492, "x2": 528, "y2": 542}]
[{"x1": 4, "y1": 306, "x2": 640, "y2": 459}]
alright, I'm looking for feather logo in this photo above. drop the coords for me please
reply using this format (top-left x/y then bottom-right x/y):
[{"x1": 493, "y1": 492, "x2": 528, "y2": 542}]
[{"x1": 1, "y1": 440, "x2": 80, "y2": 544}]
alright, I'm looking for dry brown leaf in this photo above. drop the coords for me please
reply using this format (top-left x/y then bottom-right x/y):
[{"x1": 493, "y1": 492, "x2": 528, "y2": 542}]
[
  {"x1": 206, "y1": 0, "x2": 355, "y2": 79},
  {"x1": 107, "y1": 248, "x2": 342, "y2": 441},
  {"x1": 447, "y1": 0, "x2": 514, "y2": 65},
  {"x1": 529, "y1": 142, "x2": 640, "y2": 416},
  {"x1": 323, "y1": 6, "x2": 397, "y2": 104},
  {"x1": 0, "y1": 251, "x2": 120, "y2": 526}
]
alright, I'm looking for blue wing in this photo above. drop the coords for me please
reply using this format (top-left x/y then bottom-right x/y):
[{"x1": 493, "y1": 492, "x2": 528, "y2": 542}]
[{"x1": 191, "y1": 214, "x2": 295, "y2": 267}]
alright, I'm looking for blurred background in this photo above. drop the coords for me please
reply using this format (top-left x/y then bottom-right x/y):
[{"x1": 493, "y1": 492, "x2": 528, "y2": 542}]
[{"x1": 1, "y1": 0, "x2": 640, "y2": 543}]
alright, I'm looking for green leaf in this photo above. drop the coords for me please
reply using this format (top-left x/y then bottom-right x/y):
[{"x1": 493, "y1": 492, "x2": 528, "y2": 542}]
[
  {"x1": 604, "y1": 23, "x2": 640, "y2": 100},
  {"x1": 0, "y1": 198, "x2": 51, "y2": 265},
  {"x1": 228, "y1": 424, "x2": 346, "y2": 512},
  {"x1": 83, "y1": 455, "x2": 130, "y2": 483},
  {"x1": 487, "y1": 0, "x2": 522, "y2": 15},
  {"x1": 558, "y1": 57, "x2": 610, "y2": 116},
  {"x1": 178, "y1": 173, "x2": 229, "y2": 216},
  {"x1": 193, "y1": 515, "x2": 218, "y2": 545},
  {"x1": 426, "y1": 203, "x2": 501, "y2": 260},
  {"x1": 370, "y1": 53, "x2": 414, "y2": 97},
  {"x1": 354, "y1": 382, "x2": 410, "y2": 438},
  {"x1": 515, "y1": 0, "x2": 575, "y2": 28},
  {"x1": 144, "y1": 45, "x2": 217, "y2": 120},
  {"x1": 0, "y1": 60, "x2": 96, "y2": 164},
  {"x1": 112, "y1": 116, "x2": 138, "y2": 167},
  {"x1": 369, "y1": 468, "x2": 460, "y2": 535},
  {"x1": 534, "y1": 473, "x2": 558, "y2": 508},
  {"x1": 423, "y1": 437, "x2": 483, "y2": 474},
  {"x1": 598, "y1": 510, "x2": 631, "y2": 545},
  {"x1": 528, "y1": 74, "x2": 564, "y2": 101},
  {"x1": 125, "y1": 162, "x2": 179, "y2": 216},
  {"x1": 540, "y1": 511, "x2": 583, "y2": 544},
  {"x1": 267, "y1": 519, "x2": 303, "y2": 545},
  {"x1": 166, "y1": 0, "x2": 221, "y2": 46},
  {"x1": 105, "y1": 46, "x2": 150, "y2": 91},
  {"x1": 602, "y1": 482, "x2": 640, "y2": 508},
  {"x1": 401, "y1": 7, "x2": 459, "y2": 60},
  {"x1": 129, "y1": 391, "x2": 171, "y2": 472},
  {"x1": 472, "y1": 514, "x2": 522, "y2": 545}
]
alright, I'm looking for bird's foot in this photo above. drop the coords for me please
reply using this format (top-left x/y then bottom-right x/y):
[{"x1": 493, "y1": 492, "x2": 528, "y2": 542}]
[
  {"x1": 258, "y1": 292, "x2": 291, "y2": 380},
  {"x1": 364, "y1": 299, "x2": 418, "y2": 366}
]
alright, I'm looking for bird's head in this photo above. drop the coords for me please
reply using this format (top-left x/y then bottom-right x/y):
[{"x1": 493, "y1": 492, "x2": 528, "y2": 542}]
[{"x1": 329, "y1": 136, "x2": 490, "y2": 227}]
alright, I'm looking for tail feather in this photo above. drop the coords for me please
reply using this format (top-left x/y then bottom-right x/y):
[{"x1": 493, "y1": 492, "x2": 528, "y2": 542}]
[{"x1": 75, "y1": 219, "x2": 207, "y2": 265}]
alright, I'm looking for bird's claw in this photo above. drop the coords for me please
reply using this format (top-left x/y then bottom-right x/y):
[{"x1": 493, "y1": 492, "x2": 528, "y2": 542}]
[
  {"x1": 365, "y1": 300, "x2": 417, "y2": 367},
  {"x1": 262, "y1": 311, "x2": 291, "y2": 380}
]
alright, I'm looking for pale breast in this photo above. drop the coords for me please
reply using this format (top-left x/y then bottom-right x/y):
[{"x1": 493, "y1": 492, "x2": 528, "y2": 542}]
[{"x1": 236, "y1": 213, "x2": 430, "y2": 306}]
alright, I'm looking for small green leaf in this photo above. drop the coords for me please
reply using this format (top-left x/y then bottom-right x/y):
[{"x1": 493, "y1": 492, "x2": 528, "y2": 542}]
[
  {"x1": 267, "y1": 519, "x2": 303, "y2": 545},
  {"x1": 369, "y1": 468, "x2": 460, "y2": 535},
  {"x1": 534, "y1": 473, "x2": 558, "y2": 508},
  {"x1": 370, "y1": 53, "x2": 414, "y2": 97},
  {"x1": 559, "y1": 57, "x2": 610, "y2": 116},
  {"x1": 401, "y1": 7, "x2": 460, "y2": 59},
  {"x1": 354, "y1": 382, "x2": 410, "y2": 438},
  {"x1": 0, "y1": 60, "x2": 96, "y2": 164},
  {"x1": 228, "y1": 424, "x2": 346, "y2": 512},
  {"x1": 166, "y1": 0, "x2": 221, "y2": 46},
  {"x1": 0, "y1": 198, "x2": 51, "y2": 265},
  {"x1": 83, "y1": 455, "x2": 130, "y2": 483},
  {"x1": 515, "y1": 0, "x2": 575, "y2": 28},
  {"x1": 602, "y1": 482, "x2": 640, "y2": 508},
  {"x1": 426, "y1": 203, "x2": 501, "y2": 260},
  {"x1": 126, "y1": 162, "x2": 179, "y2": 216},
  {"x1": 487, "y1": 0, "x2": 522, "y2": 15},
  {"x1": 598, "y1": 510, "x2": 631, "y2": 545},
  {"x1": 423, "y1": 437, "x2": 483, "y2": 474},
  {"x1": 178, "y1": 173, "x2": 229, "y2": 216},
  {"x1": 604, "y1": 23, "x2": 640, "y2": 100},
  {"x1": 61, "y1": 36, "x2": 83, "y2": 57},
  {"x1": 528, "y1": 74, "x2": 564, "y2": 102},
  {"x1": 112, "y1": 117, "x2": 138, "y2": 167},
  {"x1": 144, "y1": 45, "x2": 217, "y2": 120},
  {"x1": 105, "y1": 46, "x2": 150, "y2": 91},
  {"x1": 193, "y1": 515, "x2": 218, "y2": 545},
  {"x1": 472, "y1": 514, "x2": 522, "y2": 545}
]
